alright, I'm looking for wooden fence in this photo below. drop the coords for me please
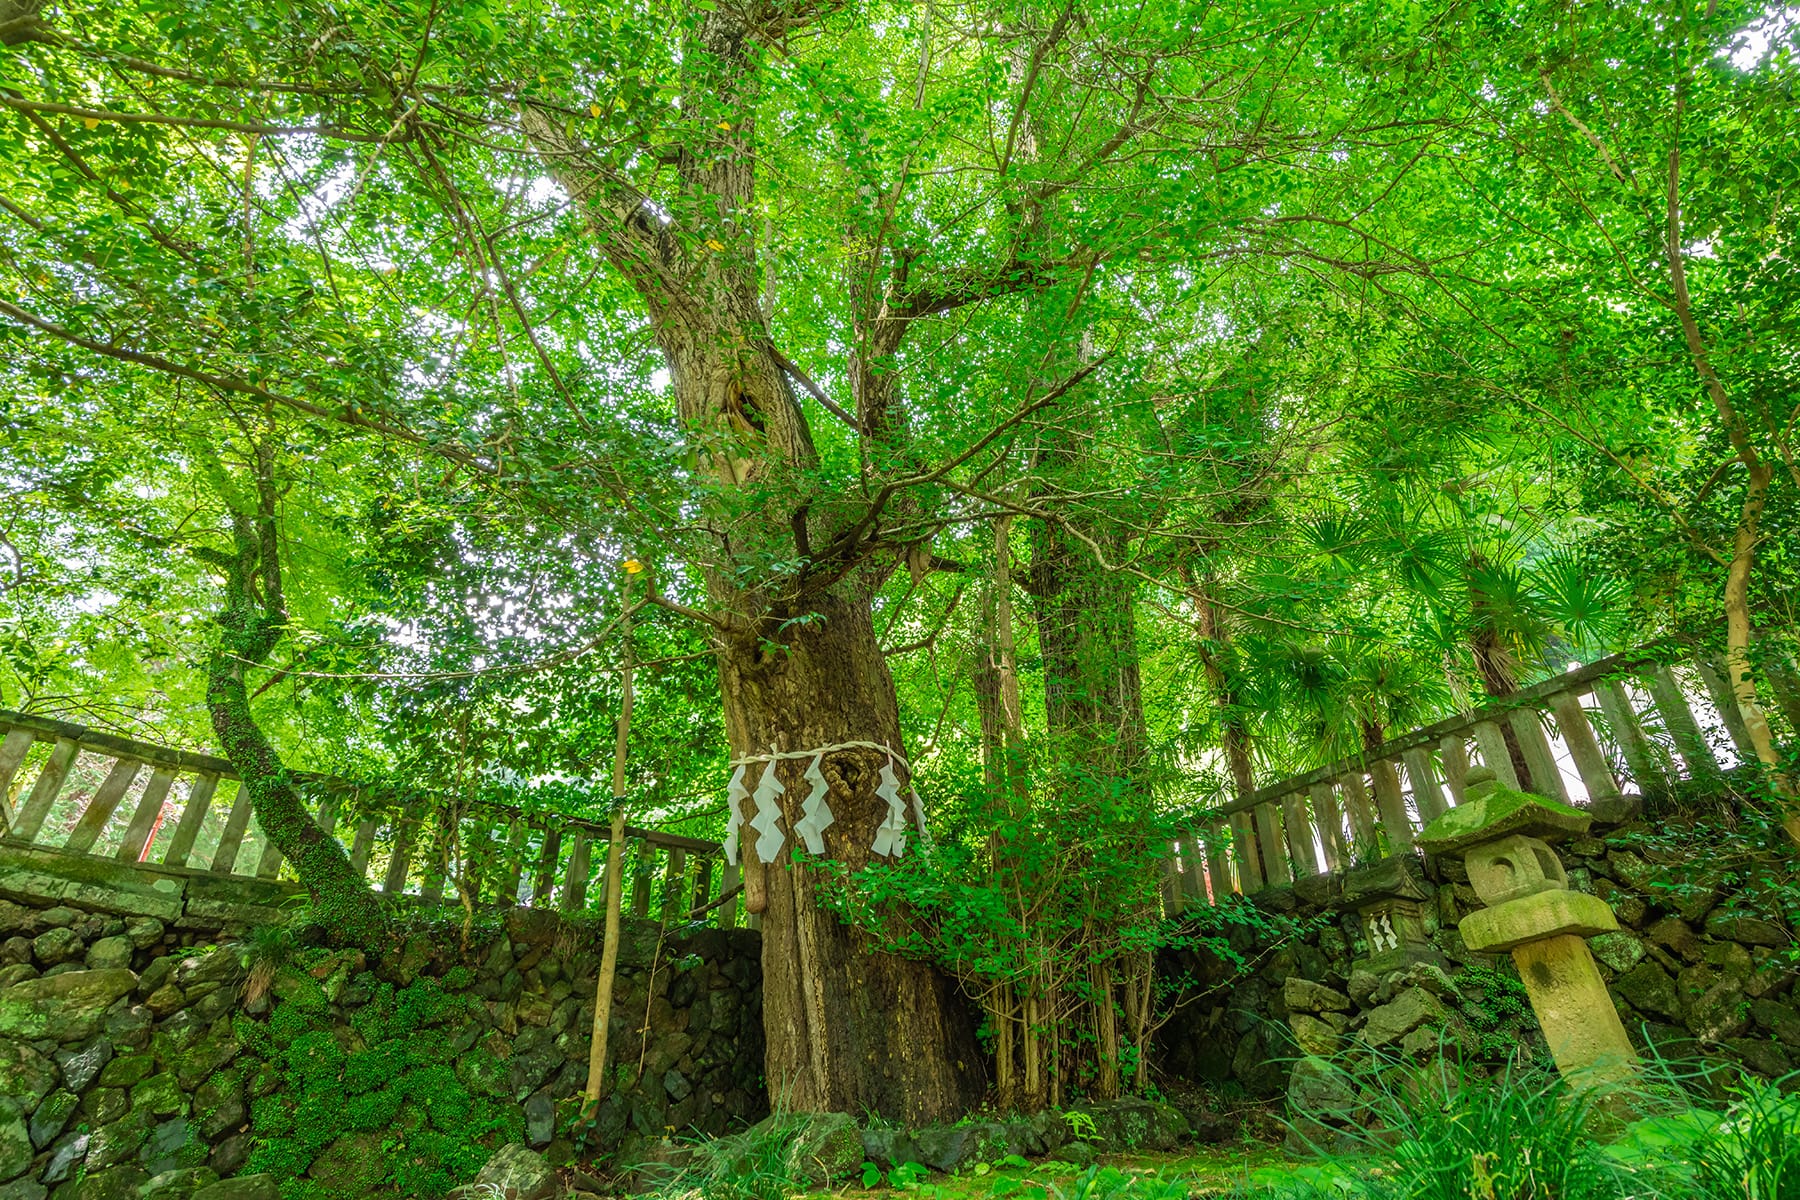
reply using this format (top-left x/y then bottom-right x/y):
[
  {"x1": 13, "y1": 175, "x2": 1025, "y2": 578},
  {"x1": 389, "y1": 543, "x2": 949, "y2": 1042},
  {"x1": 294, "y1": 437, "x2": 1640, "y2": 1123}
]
[
  {"x1": 0, "y1": 709, "x2": 741, "y2": 928},
  {"x1": 1163, "y1": 643, "x2": 1797, "y2": 908}
]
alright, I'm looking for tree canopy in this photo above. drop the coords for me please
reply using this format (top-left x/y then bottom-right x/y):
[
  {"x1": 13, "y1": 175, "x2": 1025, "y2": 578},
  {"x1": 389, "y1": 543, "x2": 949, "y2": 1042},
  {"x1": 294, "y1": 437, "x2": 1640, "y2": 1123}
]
[{"x1": 3, "y1": 0, "x2": 1798, "y2": 1118}]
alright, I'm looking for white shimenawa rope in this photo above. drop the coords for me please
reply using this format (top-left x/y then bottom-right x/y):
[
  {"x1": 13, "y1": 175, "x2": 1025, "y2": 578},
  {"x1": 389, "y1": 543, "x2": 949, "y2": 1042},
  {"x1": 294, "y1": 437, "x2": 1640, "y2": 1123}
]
[
  {"x1": 728, "y1": 740, "x2": 913, "y2": 771},
  {"x1": 723, "y1": 741, "x2": 924, "y2": 861}
]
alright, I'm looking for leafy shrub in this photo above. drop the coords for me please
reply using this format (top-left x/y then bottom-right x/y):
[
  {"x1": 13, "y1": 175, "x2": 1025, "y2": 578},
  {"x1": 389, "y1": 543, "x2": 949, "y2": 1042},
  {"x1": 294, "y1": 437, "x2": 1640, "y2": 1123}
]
[{"x1": 245, "y1": 971, "x2": 522, "y2": 1199}]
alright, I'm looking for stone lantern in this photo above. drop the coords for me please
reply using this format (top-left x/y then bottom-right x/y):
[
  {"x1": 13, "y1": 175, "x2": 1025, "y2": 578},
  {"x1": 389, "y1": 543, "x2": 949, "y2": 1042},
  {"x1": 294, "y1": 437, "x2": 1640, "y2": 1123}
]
[{"x1": 1418, "y1": 768, "x2": 1638, "y2": 1086}]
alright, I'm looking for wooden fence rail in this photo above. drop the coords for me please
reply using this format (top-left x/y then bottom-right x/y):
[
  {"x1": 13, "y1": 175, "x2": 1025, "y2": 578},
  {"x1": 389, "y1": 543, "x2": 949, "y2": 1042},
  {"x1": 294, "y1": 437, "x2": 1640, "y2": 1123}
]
[
  {"x1": 1163, "y1": 642, "x2": 1789, "y2": 909},
  {"x1": 0, "y1": 709, "x2": 740, "y2": 928}
]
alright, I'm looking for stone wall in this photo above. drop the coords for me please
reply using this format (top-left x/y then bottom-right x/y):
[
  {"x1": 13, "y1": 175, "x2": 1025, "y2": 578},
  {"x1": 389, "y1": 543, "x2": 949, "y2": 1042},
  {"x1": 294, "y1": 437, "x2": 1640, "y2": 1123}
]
[
  {"x1": 1156, "y1": 802, "x2": 1798, "y2": 1104},
  {"x1": 0, "y1": 843, "x2": 765, "y2": 1199}
]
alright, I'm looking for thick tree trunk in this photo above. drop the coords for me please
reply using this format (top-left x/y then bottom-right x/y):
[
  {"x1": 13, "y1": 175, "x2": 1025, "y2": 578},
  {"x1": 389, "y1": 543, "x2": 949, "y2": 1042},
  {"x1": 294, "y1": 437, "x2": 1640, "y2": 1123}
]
[
  {"x1": 523, "y1": 15, "x2": 985, "y2": 1114},
  {"x1": 719, "y1": 589, "x2": 982, "y2": 1121}
]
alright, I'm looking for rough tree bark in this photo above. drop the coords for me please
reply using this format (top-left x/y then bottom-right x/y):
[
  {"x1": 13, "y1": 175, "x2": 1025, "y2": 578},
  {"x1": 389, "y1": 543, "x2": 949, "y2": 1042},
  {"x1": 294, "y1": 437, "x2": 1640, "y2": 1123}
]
[{"x1": 520, "y1": 6, "x2": 984, "y2": 1118}]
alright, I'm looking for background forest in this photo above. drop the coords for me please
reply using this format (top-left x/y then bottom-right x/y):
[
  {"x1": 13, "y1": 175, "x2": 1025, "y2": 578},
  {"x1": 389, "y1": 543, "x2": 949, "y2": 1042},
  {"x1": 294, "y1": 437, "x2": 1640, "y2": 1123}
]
[{"x1": 3, "y1": 0, "x2": 1799, "y2": 1120}]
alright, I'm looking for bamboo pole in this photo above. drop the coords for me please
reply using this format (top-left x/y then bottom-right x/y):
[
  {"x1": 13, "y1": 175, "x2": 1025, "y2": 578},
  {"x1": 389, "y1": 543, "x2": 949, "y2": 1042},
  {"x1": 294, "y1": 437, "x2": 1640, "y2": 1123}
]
[{"x1": 584, "y1": 576, "x2": 637, "y2": 1114}]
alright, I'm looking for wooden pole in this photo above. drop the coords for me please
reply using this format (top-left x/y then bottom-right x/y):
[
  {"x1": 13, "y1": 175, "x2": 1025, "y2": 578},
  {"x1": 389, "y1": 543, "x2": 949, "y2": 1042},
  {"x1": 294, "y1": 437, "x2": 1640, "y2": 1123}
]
[{"x1": 584, "y1": 575, "x2": 637, "y2": 1114}]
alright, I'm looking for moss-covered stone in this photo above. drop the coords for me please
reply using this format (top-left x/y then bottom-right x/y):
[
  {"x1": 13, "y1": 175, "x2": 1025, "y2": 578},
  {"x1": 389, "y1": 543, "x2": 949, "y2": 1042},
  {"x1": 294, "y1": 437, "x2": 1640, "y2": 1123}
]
[
  {"x1": 1416, "y1": 773, "x2": 1591, "y2": 856},
  {"x1": 0, "y1": 1098, "x2": 30, "y2": 1183},
  {"x1": 85, "y1": 1107, "x2": 153, "y2": 1169},
  {"x1": 98, "y1": 1052, "x2": 156, "y2": 1089},
  {"x1": 1459, "y1": 889, "x2": 1619, "y2": 954},
  {"x1": 0, "y1": 968, "x2": 137, "y2": 1042},
  {"x1": 131, "y1": 1072, "x2": 187, "y2": 1117}
]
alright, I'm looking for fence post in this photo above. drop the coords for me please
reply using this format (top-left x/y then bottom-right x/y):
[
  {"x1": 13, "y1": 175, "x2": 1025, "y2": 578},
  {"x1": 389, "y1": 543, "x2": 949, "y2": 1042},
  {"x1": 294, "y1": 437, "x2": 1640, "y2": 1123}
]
[
  {"x1": 212, "y1": 783, "x2": 255, "y2": 874},
  {"x1": 1549, "y1": 692, "x2": 1623, "y2": 807},
  {"x1": 162, "y1": 773, "x2": 219, "y2": 868},
  {"x1": 1253, "y1": 801, "x2": 1292, "y2": 886},
  {"x1": 530, "y1": 824, "x2": 564, "y2": 907},
  {"x1": 1438, "y1": 734, "x2": 1470, "y2": 806},
  {"x1": 1309, "y1": 782, "x2": 1346, "y2": 871},
  {"x1": 1646, "y1": 664, "x2": 1718, "y2": 776},
  {"x1": 1401, "y1": 748, "x2": 1448, "y2": 824},
  {"x1": 1509, "y1": 709, "x2": 1570, "y2": 803},
  {"x1": 1761, "y1": 646, "x2": 1800, "y2": 735},
  {"x1": 1160, "y1": 856, "x2": 1185, "y2": 914},
  {"x1": 1697, "y1": 655, "x2": 1757, "y2": 762},
  {"x1": 1203, "y1": 821, "x2": 1234, "y2": 900},
  {"x1": 347, "y1": 814, "x2": 379, "y2": 878},
  {"x1": 561, "y1": 832, "x2": 592, "y2": 913},
  {"x1": 1471, "y1": 720, "x2": 1521, "y2": 789},
  {"x1": 381, "y1": 816, "x2": 417, "y2": 895},
  {"x1": 1594, "y1": 681, "x2": 1663, "y2": 792},
  {"x1": 117, "y1": 767, "x2": 177, "y2": 862},
  {"x1": 1228, "y1": 810, "x2": 1264, "y2": 893},
  {"x1": 12, "y1": 736, "x2": 79, "y2": 842},
  {"x1": 255, "y1": 830, "x2": 287, "y2": 881},
  {"x1": 65, "y1": 758, "x2": 144, "y2": 853},
  {"x1": 1369, "y1": 759, "x2": 1413, "y2": 852},
  {"x1": 660, "y1": 847, "x2": 688, "y2": 924},
  {"x1": 1341, "y1": 774, "x2": 1379, "y2": 855},
  {"x1": 718, "y1": 860, "x2": 742, "y2": 929},
  {"x1": 0, "y1": 728, "x2": 36, "y2": 831},
  {"x1": 1281, "y1": 792, "x2": 1318, "y2": 878},
  {"x1": 630, "y1": 840, "x2": 658, "y2": 919}
]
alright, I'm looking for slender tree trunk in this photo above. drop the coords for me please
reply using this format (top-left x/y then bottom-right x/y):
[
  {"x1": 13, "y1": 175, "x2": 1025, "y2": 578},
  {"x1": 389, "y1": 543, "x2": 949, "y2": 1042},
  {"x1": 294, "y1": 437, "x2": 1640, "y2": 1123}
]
[
  {"x1": 1193, "y1": 592, "x2": 1256, "y2": 799},
  {"x1": 1664, "y1": 117, "x2": 1800, "y2": 843},
  {"x1": 1466, "y1": 557, "x2": 1536, "y2": 790},
  {"x1": 585, "y1": 595, "x2": 634, "y2": 1111},
  {"x1": 203, "y1": 471, "x2": 384, "y2": 946}
]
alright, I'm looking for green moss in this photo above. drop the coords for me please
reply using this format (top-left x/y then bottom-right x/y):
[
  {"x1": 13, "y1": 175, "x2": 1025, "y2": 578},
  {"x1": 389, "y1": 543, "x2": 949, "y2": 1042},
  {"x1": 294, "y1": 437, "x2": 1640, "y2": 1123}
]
[
  {"x1": 246, "y1": 976, "x2": 524, "y2": 1199},
  {"x1": 1416, "y1": 781, "x2": 1591, "y2": 854}
]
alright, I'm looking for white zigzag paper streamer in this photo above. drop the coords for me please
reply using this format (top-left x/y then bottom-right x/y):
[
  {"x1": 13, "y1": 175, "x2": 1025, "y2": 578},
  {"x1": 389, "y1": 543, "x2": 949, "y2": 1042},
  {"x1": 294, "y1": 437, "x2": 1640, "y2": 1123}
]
[
  {"x1": 750, "y1": 763, "x2": 787, "y2": 863},
  {"x1": 910, "y1": 787, "x2": 928, "y2": 837},
  {"x1": 871, "y1": 758, "x2": 909, "y2": 859},
  {"x1": 723, "y1": 763, "x2": 749, "y2": 866},
  {"x1": 792, "y1": 753, "x2": 834, "y2": 855}
]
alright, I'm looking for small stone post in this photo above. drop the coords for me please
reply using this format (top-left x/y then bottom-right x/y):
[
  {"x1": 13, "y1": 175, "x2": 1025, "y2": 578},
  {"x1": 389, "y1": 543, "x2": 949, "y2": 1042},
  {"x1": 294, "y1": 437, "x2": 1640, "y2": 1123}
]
[{"x1": 1418, "y1": 769, "x2": 1638, "y2": 1086}]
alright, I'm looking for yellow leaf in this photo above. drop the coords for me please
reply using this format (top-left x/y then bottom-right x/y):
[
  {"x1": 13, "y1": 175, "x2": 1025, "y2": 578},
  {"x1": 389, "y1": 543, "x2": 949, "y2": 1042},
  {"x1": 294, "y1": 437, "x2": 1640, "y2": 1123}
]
[
  {"x1": 83, "y1": 117, "x2": 99, "y2": 129},
  {"x1": 704, "y1": 239, "x2": 724, "y2": 252},
  {"x1": 623, "y1": 559, "x2": 645, "y2": 574},
  {"x1": 716, "y1": 121, "x2": 732, "y2": 130},
  {"x1": 590, "y1": 104, "x2": 602, "y2": 118}
]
